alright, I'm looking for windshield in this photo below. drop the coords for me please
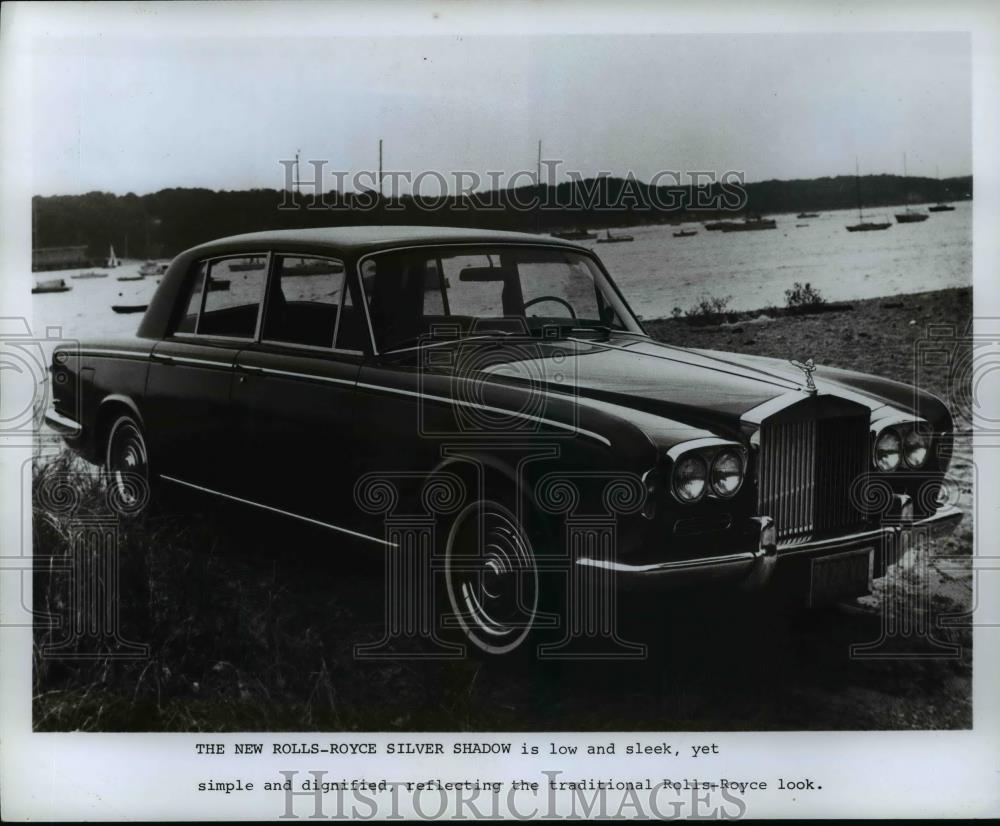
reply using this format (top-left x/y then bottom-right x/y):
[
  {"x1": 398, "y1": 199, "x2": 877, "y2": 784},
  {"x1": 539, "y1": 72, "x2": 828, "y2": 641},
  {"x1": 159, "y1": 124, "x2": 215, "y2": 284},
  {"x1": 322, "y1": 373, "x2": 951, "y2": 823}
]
[{"x1": 360, "y1": 245, "x2": 643, "y2": 351}]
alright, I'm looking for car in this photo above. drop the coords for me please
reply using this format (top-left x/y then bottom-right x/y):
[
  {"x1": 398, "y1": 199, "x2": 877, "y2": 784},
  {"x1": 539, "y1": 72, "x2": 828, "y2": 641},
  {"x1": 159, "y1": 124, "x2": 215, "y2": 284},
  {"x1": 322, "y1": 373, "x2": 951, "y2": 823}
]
[{"x1": 45, "y1": 225, "x2": 962, "y2": 655}]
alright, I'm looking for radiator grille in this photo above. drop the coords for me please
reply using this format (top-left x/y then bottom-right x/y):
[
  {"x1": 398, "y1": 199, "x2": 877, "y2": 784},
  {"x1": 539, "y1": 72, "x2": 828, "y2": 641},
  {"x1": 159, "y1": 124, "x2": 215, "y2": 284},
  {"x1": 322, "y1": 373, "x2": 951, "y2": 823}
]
[{"x1": 757, "y1": 414, "x2": 869, "y2": 542}]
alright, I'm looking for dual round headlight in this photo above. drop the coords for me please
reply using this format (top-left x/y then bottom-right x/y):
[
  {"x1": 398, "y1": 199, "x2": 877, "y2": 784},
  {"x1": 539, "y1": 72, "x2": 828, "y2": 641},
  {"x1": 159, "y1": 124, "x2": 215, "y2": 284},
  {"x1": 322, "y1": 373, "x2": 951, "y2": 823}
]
[
  {"x1": 672, "y1": 449, "x2": 744, "y2": 502},
  {"x1": 874, "y1": 425, "x2": 929, "y2": 471}
]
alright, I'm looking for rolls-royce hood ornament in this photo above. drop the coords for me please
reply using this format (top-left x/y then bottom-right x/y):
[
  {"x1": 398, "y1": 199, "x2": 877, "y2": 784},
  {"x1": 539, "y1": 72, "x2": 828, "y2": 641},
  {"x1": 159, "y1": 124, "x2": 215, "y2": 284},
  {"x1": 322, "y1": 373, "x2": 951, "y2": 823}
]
[{"x1": 790, "y1": 357, "x2": 818, "y2": 393}]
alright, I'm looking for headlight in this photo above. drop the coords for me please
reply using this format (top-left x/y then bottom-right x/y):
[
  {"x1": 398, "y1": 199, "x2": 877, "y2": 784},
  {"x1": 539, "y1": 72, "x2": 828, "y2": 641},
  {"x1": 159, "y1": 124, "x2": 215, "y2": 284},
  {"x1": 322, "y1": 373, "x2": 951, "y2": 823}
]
[
  {"x1": 710, "y1": 450, "x2": 744, "y2": 497},
  {"x1": 672, "y1": 454, "x2": 708, "y2": 502},
  {"x1": 874, "y1": 428, "x2": 902, "y2": 472},
  {"x1": 903, "y1": 428, "x2": 929, "y2": 468}
]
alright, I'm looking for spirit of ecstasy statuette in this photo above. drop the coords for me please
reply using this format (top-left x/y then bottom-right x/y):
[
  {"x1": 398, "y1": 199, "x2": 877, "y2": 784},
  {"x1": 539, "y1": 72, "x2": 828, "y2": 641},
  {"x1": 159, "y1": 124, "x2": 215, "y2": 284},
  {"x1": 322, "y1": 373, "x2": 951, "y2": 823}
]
[{"x1": 790, "y1": 357, "x2": 818, "y2": 393}]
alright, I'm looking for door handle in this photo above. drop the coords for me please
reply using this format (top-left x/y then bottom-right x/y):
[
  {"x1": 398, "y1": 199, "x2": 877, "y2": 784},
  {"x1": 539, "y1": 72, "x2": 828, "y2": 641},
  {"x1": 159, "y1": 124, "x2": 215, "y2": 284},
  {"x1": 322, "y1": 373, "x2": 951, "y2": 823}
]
[
  {"x1": 151, "y1": 352, "x2": 175, "y2": 365},
  {"x1": 236, "y1": 364, "x2": 264, "y2": 383}
]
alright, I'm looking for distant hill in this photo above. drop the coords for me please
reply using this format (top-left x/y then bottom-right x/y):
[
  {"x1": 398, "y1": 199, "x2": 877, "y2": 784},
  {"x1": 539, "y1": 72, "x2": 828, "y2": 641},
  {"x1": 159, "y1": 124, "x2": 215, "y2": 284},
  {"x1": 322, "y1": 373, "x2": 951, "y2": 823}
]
[{"x1": 32, "y1": 174, "x2": 972, "y2": 260}]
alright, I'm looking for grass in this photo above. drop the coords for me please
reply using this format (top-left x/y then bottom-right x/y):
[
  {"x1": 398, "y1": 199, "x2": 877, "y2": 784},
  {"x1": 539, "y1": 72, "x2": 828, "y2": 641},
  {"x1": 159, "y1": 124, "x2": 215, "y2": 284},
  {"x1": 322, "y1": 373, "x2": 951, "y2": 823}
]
[{"x1": 33, "y1": 286, "x2": 973, "y2": 732}]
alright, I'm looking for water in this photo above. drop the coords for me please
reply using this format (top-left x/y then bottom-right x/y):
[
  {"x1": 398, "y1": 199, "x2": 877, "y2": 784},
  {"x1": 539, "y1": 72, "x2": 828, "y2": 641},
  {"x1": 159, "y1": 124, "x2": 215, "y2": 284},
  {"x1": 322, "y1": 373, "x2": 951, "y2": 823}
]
[
  {"x1": 589, "y1": 201, "x2": 971, "y2": 319},
  {"x1": 32, "y1": 201, "x2": 971, "y2": 351}
]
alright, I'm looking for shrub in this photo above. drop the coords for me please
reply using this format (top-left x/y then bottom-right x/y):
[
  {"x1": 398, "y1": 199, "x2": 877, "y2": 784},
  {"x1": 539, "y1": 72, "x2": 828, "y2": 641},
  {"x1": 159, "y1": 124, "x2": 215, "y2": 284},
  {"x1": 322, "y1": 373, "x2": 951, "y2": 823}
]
[
  {"x1": 684, "y1": 294, "x2": 733, "y2": 324},
  {"x1": 784, "y1": 281, "x2": 826, "y2": 310}
]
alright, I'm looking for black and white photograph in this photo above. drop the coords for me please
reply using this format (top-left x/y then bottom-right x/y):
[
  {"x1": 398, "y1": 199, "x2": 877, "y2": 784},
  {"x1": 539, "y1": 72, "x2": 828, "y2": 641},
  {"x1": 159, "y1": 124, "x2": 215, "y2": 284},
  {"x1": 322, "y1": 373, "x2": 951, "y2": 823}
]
[{"x1": 2, "y1": 1, "x2": 999, "y2": 820}]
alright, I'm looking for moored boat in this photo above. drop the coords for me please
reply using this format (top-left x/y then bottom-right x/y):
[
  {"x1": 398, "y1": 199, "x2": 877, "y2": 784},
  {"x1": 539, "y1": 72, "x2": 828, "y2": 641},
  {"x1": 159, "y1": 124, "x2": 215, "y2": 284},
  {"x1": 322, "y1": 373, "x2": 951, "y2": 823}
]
[
  {"x1": 111, "y1": 304, "x2": 149, "y2": 314},
  {"x1": 846, "y1": 220, "x2": 892, "y2": 232},
  {"x1": 719, "y1": 217, "x2": 776, "y2": 232},
  {"x1": 846, "y1": 159, "x2": 892, "y2": 232},
  {"x1": 894, "y1": 154, "x2": 929, "y2": 224},
  {"x1": 71, "y1": 271, "x2": 108, "y2": 279},
  {"x1": 796, "y1": 212, "x2": 820, "y2": 219},
  {"x1": 673, "y1": 228, "x2": 697, "y2": 237},
  {"x1": 32, "y1": 278, "x2": 72, "y2": 294},
  {"x1": 928, "y1": 166, "x2": 956, "y2": 212},
  {"x1": 117, "y1": 274, "x2": 144, "y2": 281},
  {"x1": 595, "y1": 229, "x2": 634, "y2": 244}
]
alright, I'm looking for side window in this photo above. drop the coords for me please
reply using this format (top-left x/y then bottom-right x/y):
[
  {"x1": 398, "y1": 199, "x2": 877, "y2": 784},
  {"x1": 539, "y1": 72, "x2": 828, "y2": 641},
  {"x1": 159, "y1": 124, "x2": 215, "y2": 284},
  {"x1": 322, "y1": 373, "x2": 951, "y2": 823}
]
[
  {"x1": 263, "y1": 256, "x2": 345, "y2": 348},
  {"x1": 175, "y1": 262, "x2": 207, "y2": 333},
  {"x1": 198, "y1": 256, "x2": 268, "y2": 338}
]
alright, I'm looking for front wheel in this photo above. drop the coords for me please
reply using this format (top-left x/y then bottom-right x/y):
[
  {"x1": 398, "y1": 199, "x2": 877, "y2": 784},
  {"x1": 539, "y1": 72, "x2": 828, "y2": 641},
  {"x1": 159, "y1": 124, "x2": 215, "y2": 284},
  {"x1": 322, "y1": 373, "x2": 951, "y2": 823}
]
[
  {"x1": 104, "y1": 414, "x2": 152, "y2": 516},
  {"x1": 443, "y1": 501, "x2": 539, "y2": 656}
]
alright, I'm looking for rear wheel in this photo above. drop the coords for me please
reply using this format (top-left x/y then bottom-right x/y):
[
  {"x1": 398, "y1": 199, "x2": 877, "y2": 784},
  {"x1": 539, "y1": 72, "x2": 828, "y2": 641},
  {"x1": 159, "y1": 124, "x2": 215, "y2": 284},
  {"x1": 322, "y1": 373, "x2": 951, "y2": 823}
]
[
  {"x1": 444, "y1": 501, "x2": 539, "y2": 656},
  {"x1": 104, "y1": 414, "x2": 152, "y2": 516}
]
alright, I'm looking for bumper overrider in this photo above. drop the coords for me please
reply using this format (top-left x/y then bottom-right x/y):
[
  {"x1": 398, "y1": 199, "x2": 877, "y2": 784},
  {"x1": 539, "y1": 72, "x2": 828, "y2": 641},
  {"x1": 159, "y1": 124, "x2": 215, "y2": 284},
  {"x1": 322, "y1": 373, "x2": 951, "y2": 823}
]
[
  {"x1": 44, "y1": 408, "x2": 82, "y2": 437},
  {"x1": 575, "y1": 498, "x2": 963, "y2": 591}
]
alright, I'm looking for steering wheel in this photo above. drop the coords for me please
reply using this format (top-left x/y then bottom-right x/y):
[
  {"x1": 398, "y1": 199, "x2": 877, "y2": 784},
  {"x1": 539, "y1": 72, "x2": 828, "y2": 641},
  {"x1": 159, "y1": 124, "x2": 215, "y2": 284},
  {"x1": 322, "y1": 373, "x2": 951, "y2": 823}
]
[{"x1": 523, "y1": 295, "x2": 577, "y2": 320}]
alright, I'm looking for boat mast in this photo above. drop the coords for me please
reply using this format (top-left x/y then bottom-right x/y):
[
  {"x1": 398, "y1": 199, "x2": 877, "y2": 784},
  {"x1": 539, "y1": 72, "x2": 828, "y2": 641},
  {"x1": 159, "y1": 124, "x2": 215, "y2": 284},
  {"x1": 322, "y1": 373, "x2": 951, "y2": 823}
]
[
  {"x1": 378, "y1": 138, "x2": 384, "y2": 223},
  {"x1": 903, "y1": 152, "x2": 909, "y2": 210},
  {"x1": 535, "y1": 139, "x2": 542, "y2": 233},
  {"x1": 855, "y1": 158, "x2": 863, "y2": 222}
]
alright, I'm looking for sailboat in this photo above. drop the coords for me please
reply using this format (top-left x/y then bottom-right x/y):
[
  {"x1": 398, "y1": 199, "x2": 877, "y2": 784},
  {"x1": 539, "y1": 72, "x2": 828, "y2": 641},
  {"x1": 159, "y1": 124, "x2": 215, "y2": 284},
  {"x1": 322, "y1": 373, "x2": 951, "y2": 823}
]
[
  {"x1": 106, "y1": 245, "x2": 120, "y2": 268},
  {"x1": 928, "y1": 166, "x2": 956, "y2": 212},
  {"x1": 846, "y1": 160, "x2": 891, "y2": 232},
  {"x1": 894, "y1": 154, "x2": 929, "y2": 224}
]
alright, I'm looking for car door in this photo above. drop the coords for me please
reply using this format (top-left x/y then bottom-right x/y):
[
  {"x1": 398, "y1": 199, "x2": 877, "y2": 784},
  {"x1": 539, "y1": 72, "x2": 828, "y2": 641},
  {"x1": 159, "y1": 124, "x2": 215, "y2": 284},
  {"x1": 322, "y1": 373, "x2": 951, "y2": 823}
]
[
  {"x1": 229, "y1": 253, "x2": 365, "y2": 528},
  {"x1": 144, "y1": 253, "x2": 269, "y2": 491}
]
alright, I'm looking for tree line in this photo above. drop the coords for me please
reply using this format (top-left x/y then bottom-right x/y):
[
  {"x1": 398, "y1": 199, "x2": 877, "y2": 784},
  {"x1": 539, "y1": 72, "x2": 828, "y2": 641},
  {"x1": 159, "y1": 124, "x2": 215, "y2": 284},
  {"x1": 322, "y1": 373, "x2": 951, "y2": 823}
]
[{"x1": 32, "y1": 174, "x2": 972, "y2": 260}]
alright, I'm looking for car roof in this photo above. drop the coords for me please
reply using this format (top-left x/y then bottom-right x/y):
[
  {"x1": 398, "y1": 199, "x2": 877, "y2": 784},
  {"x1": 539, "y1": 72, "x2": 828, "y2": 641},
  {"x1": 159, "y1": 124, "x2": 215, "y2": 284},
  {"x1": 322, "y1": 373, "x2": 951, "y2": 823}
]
[{"x1": 188, "y1": 225, "x2": 590, "y2": 257}]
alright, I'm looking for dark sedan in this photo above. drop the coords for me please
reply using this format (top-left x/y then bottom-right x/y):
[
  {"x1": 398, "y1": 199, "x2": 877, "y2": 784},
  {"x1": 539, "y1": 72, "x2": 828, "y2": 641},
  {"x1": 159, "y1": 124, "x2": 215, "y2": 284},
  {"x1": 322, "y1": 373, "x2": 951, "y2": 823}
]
[{"x1": 46, "y1": 226, "x2": 961, "y2": 655}]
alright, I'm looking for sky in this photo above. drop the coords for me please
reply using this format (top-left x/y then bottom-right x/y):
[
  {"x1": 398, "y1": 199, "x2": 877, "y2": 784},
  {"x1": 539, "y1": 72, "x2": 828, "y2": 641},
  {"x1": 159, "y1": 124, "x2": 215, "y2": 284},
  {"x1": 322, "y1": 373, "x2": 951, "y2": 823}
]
[{"x1": 28, "y1": 28, "x2": 971, "y2": 196}]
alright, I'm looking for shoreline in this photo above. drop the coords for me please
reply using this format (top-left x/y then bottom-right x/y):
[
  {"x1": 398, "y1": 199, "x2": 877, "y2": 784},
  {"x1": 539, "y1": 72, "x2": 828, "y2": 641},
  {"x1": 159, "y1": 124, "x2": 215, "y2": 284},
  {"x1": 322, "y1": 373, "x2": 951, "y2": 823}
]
[{"x1": 644, "y1": 285, "x2": 971, "y2": 404}]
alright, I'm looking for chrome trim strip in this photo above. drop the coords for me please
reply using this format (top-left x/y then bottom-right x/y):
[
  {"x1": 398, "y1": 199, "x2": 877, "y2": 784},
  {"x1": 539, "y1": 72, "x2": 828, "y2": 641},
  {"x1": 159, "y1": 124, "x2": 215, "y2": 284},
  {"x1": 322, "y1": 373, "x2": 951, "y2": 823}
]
[
  {"x1": 664, "y1": 437, "x2": 744, "y2": 462},
  {"x1": 44, "y1": 407, "x2": 82, "y2": 434},
  {"x1": 354, "y1": 381, "x2": 612, "y2": 447},
  {"x1": 257, "y1": 367, "x2": 355, "y2": 387},
  {"x1": 156, "y1": 354, "x2": 233, "y2": 369},
  {"x1": 73, "y1": 349, "x2": 151, "y2": 360},
  {"x1": 576, "y1": 550, "x2": 757, "y2": 574},
  {"x1": 259, "y1": 340, "x2": 363, "y2": 357},
  {"x1": 159, "y1": 474, "x2": 397, "y2": 548},
  {"x1": 871, "y1": 412, "x2": 929, "y2": 433}
]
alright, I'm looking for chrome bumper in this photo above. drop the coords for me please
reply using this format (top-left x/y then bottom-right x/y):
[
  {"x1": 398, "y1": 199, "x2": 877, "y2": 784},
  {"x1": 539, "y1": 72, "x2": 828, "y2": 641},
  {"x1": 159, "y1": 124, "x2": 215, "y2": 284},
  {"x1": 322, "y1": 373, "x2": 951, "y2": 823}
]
[
  {"x1": 575, "y1": 504, "x2": 963, "y2": 591},
  {"x1": 43, "y1": 407, "x2": 82, "y2": 437}
]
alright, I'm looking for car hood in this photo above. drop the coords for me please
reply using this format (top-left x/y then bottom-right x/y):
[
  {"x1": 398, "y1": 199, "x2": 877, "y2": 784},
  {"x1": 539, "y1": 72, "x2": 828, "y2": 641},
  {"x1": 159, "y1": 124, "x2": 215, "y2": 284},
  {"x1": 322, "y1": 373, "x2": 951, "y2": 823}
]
[{"x1": 473, "y1": 335, "x2": 919, "y2": 431}]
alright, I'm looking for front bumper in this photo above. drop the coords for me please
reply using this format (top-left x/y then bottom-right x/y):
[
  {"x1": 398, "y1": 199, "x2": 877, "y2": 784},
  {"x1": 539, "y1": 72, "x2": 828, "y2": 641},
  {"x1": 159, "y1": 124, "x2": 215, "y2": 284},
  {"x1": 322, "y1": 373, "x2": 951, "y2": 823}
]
[
  {"x1": 44, "y1": 407, "x2": 82, "y2": 437},
  {"x1": 575, "y1": 503, "x2": 963, "y2": 592}
]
